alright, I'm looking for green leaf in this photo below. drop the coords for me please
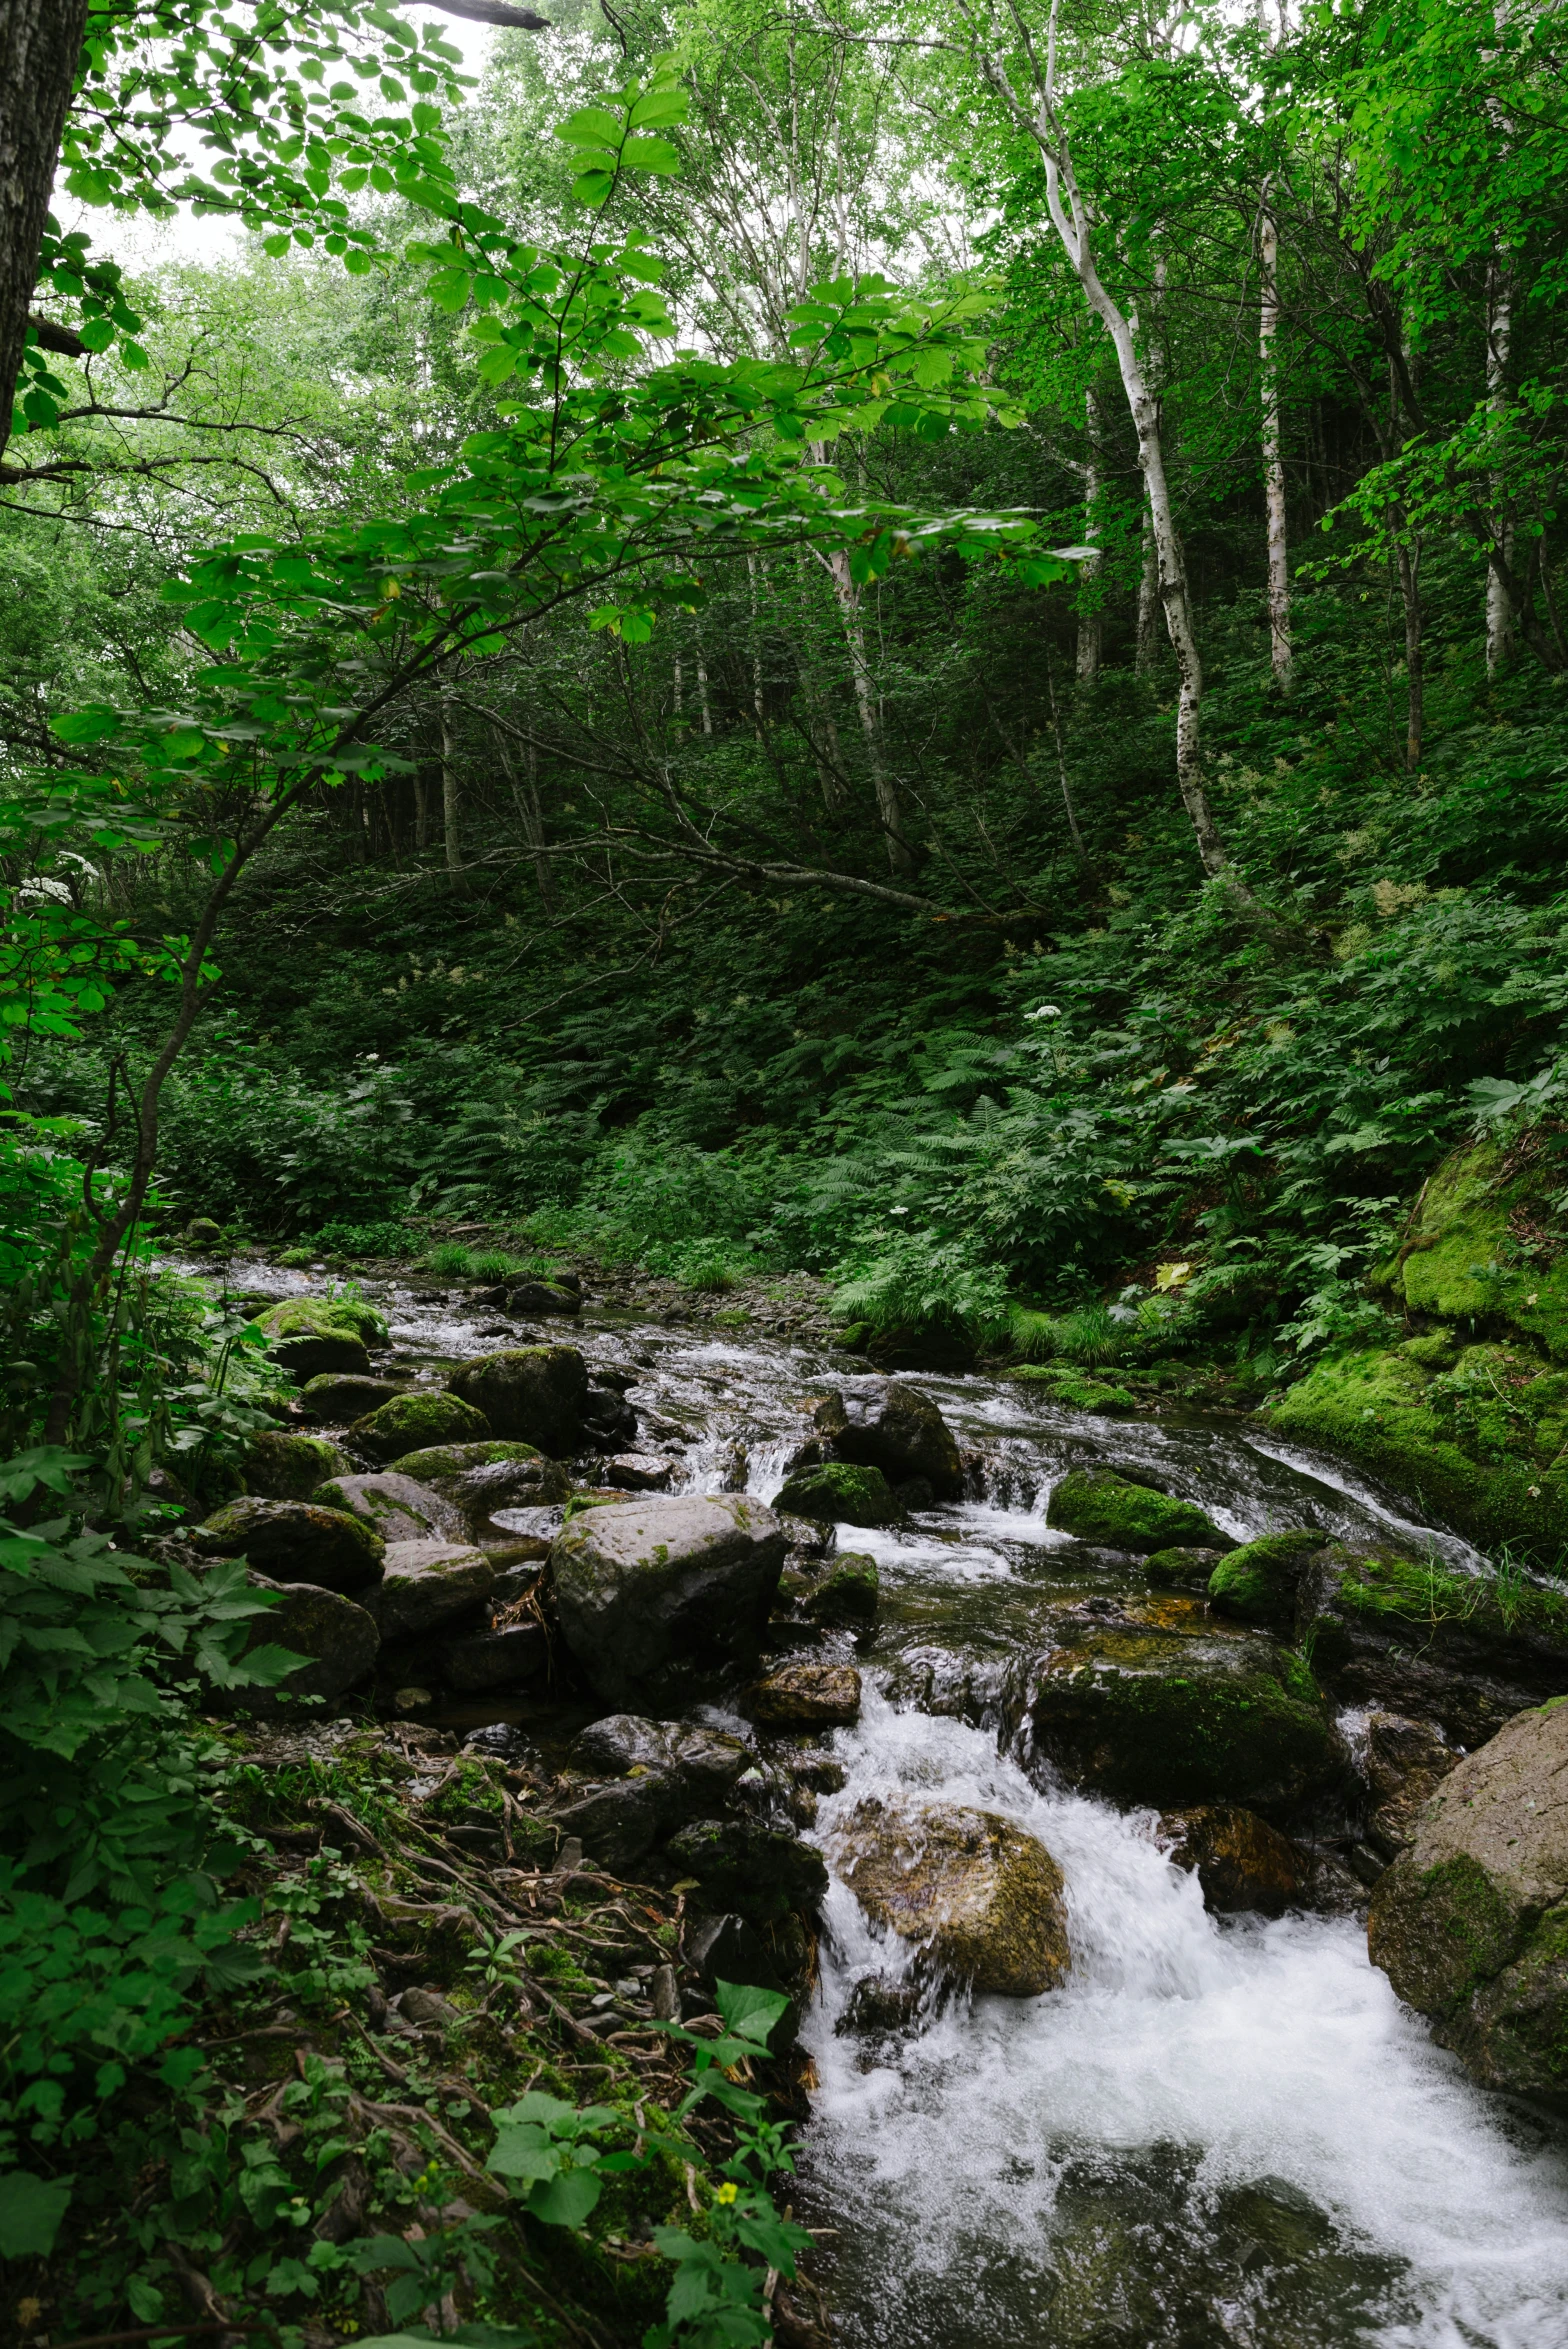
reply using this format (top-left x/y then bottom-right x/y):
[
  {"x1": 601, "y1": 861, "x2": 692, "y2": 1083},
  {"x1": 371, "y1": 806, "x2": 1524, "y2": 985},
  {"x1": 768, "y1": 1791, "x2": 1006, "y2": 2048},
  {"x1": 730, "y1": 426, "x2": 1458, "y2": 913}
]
[
  {"x1": 714, "y1": 1979, "x2": 789, "y2": 2046},
  {"x1": 627, "y1": 90, "x2": 688, "y2": 128},
  {"x1": 621, "y1": 136, "x2": 680, "y2": 175},
  {"x1": 527, "y1": 2166, "x2": 602, "y2": 2227},
  {"x1": 0, "y1": 2171, "x2": 73, "y2": 2258},
  {"x1": 572, "y1": 168, "x2": 617, "y2": 205},
  {"x1": 554, "y1": 106, "x2": 625, "y2": 148}
]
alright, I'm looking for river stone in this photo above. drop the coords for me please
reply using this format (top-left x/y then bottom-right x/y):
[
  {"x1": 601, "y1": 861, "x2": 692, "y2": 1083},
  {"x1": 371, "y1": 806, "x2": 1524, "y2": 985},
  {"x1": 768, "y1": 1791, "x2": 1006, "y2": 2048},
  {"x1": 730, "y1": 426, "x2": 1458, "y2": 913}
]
[
  {"x1": 772, "y1": 1461, "x2": 904, "y2": 1528},
  {"x1": 1365, "y1": 1712, "x2": 1460, "y2": 1859},
  {"x1": 664, "y1": 1815, "x2": 829, "y2": 1923},
  {"x1": 446, "y1": 1345, "x2": 589, "y2": 1452},
  {"x1": 1206, "y1": 1530, "x2": 1330, "y2": 1630},
  {"x1": 440, "y1": 1624, "x2": 549, "y2": 1692},
  {"x1": 832, "y1": 1799, "x2": 1071, "y2": 1997},
  {"x1": 429, "y1": 1455, "x2": 571, "y2": 1541},
  {"x1": 778, "y1": 1512, "x2": 837, "y2": 1559},
  {"x1": 390, "y1": 1439, "x2": 552, "y2": 1480},
  {"x1": 312, "y1": 1471, "x2": 463, "y2": 1545},
  {"x1": 1046, "y1": 1470, "x2": 1233, "y2": 1554},
  {"x1": 1028, "y1": 1619, "x2": 1345, "y2": 1811},
  {"x1": 1158, "y1": 1805, "x2": 1304, "y2": 1916},
  {"x1": 232, "y1": 1572, "x2": 380, "y2": 1712},
  {"x1": 349, "y1": 1390, "x2": 490, "y2": 1462},
  {"x1": 1367, "y1": 1701, "x2": 1568, "y2": 2101},
  {"x1": 749, "y1": 1660, "x2": 862, "y2": 1728},
  {"x1": 605, "y1": 1453, "x2": 676, "y2": 1491},
  {"x1": 1143, "y1": 1546, "x2": 1226, "y2": 1592},
  {"x1": 549, "y1": 1492, "x2": 788, "y2": 1707},
  {"x1": 547, "y1": 1778, "x2": 664, "y2": 1871},
  {"x1": 366, "y1": 1539, "x2": 496, "y2": 1638},
  {"x1": 813, "y1": 1379, "x2": 963, "y2": 1498},
  {"x1": 1295, "y1": 1541, "x2": 1568, "y2": 1746},
  {"x1": 802, "y1": 1552, "x2": 879, "y2": 1628},
  {"x1": 297, "y1": 1373, "x2": 406, "y2": 1424},
  {"x1": 243, "y1": 1430, "x2": 351, "y2": 1501},
  {"x1": 192, "y1": 1496, "x2": 385, "y2": 1591},
  {"x1": 506, "y1": 1280, "x2": 580, "y2": 1317},
  {"x1": 270, "y1": 1330, "x2": 372, "y2": 1380},
  {"x1": 257, "y1": 1294, "x2": 388, "y2": 1346}
]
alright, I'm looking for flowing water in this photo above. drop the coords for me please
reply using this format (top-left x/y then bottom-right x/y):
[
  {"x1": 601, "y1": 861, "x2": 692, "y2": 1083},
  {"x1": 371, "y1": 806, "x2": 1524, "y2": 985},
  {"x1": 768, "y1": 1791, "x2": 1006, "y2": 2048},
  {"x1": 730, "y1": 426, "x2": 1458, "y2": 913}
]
[{"x1": 226, "y1": 1262, "x2": 1568, "y2": 2346}]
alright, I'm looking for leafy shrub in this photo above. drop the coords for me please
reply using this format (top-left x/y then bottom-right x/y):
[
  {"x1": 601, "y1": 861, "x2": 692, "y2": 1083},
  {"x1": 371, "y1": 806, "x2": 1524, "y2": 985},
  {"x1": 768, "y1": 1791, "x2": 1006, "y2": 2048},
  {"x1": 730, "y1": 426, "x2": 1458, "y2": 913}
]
[
  {"x1": 310, "y1": 1218, "x2": 418, "y2": 1257},
  {"x1": 831, "y1": 1227, "x2": 1010, "y2": 1340}
]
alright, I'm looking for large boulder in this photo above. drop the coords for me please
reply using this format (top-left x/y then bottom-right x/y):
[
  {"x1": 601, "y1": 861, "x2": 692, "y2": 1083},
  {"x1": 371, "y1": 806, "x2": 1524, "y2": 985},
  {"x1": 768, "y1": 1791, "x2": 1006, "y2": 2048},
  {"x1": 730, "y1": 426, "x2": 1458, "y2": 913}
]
[
  {"x1": 390, "y1": 1439, "x2": 560, "y2": 1480},
  {"x1": 297, "y1": 1373, "x2": 406, "y2": 1424},
  {"x1": 549, "y1": 1493, "x2": 788, "y2": 1707},
  {"x1": 506, "y1": 1280, "x2": 580, "y2": 1317},
  {"x1": 366, "y1": 1539, "x2": 496, "y2": 1638},
  {"x1": 1364, "y1": 1712, "x2": 1459, "y2": 1860},
  {"x1": 1206, "y1": 1530, "x2": 1330, "y2": 1630},
  {"x1": 1027, "y1": 1619, "x2": 1345, "y2": 1812},
  {"x1": 426, "y1": 1456, "x2": 571, "y2": 1544},
  {"x1": 440, "y1": 1624, "x2": 548, "y2": 1692},
  {"x1": 446, "y1": 1346, "x2": 589, "y2": 1453},
  {"x1": 243, "y1": 1430, "x2": 351, "y2": 1501},
  {"x1": 256, "y1": 1295, "x2": 387, "y2": 1383},
  {"x1": 831, "y1": 1799, "x2": 1071, "y2": 1996},
  {"x1": 192, "y1": 1496, "x2": 384, "y2": 1592},
  {"x1": 664, "y1": 1816, "x2": 828, "y2": 1923},
  {"x1": 813, "y1": 1380, "x2": 963, "y2": 1498},
  {"x1": 233, "y1": 1573, "x2": 380, "y2": 1712},
  {"x1": 349, "y1": 1390, "x2": 489, "y2": 1462},
  {"x1": 748, "y1": 1660, "x2": 862, "y2": 1728},
  {"x1": 1367, "y1": 1701, "x2": 1568, "y2": 2102},
  {"x1": 1158, "y1": 1805, "x2": 1303, "y2": 1916},
  {"x1": 312, "y1": 1471, "x2": 463, "y2": 1545},
  {"x1": 1046, "y1": 1470, "x2": 1233, "y2": 1555},
  {"x1": 772, "y1": 1461, "x2": 904, "y2": 1528},
  {"x1": 1294, "y1": 1542, "x2": 1568, "y2": 1746}
]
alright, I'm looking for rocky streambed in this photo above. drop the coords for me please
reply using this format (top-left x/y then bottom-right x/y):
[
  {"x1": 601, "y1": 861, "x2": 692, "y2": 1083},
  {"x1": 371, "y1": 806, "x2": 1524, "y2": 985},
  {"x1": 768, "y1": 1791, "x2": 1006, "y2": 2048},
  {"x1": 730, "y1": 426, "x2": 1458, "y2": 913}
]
[{"x1": 176, "y1": 1251, "x2": 1568, "y2": 2346}]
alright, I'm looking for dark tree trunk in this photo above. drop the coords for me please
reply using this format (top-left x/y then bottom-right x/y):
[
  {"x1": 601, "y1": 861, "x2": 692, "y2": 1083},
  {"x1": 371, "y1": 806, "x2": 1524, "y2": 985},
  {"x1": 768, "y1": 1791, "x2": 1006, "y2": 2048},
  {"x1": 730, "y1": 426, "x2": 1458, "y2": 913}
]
[{"x1": 0, "y1": 0, "x2": 88, "y2": 459}]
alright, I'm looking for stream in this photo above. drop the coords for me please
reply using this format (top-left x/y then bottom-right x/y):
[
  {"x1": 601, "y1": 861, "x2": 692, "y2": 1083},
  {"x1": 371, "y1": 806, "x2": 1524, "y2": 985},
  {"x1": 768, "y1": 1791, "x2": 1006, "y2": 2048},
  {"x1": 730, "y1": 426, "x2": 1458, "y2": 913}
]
[{"x1": 223, "y1": 1259, "x2": 1568, "y2": 2347}]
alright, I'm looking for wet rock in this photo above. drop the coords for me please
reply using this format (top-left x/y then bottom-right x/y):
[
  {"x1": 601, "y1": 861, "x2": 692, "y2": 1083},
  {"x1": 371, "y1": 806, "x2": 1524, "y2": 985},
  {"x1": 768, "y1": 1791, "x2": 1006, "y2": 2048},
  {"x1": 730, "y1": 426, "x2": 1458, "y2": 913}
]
[
  {"x1": 297, "y1": 1373, "x2": 406, "y2": 1424},
  {"x1": 1143, "y1": 1546, "x2": 1226, "y2": 1592},
  {"x1": 506, "y1": 1280, "x2": 581, "y2": 1316},
  {"x1": 1028, "y1": 1619, "x2": 1346, "y2": 1812},
  {"x1": 813, "y1": 1379, "x2": 963, "y2": 1498},
  {"x1": 1367, "y1": 1700, "x2": 1568, "y2": 2102},
  {"x1": 778, "y1": 1512, "x2": 836, "y2": 1559},
  {"x1": 1158, "y1": 1805, "x2": 1304, "y2": 1916},
  {"x1": 547, "y1": 1777, "x2": 664, "y2": 1871},
  {"x1": 270, "y1": 1330, "x2": 371, "y2": 1380},
  {"x1": 582, "y1": 1385, "x2": 638, "y2": 1447},
  {"x1": 550, "y1": 1493, "x2": 788, "y2": 1707},
  {"x1": 1365, "y1": 1712, "x2": 1460, "y2": 1859},
  {"x1": 447, "y1": 1345, "x2": 589, "y2": 1453},
  {"x1": 1009, "y1": 1368, "x2": 1139, "y2": 1414},
  {"x1": 782, "y1": 1752, "x2": 848, "y2": 1795},
  {"x1": 184, "y1": 1216, "x2": 224, "y2": 1249},
  {"x1": 1205, "y1": 1530, "x2": 1331, "y2": 1629},
  {"x1": 428, "y1": 1456, "x2": 571, "y2": 1543},
  {"x1": 1046, "y1": 1469, "x2": 1233, "y2": 1555},
  {"x1": 365, "y1": 1539, "x2": 496, "y2": 1638},
  {"x1": 666, "y1": 1816, "x2": 828, "y2": 1923},
  {"x1": 801, "y1": 1551, "x2": 879, "y2": 1628},
  {"x1": 837, "y1": 1973, "x2": 922, "y2": 2036},
  {"x1": 440, "y1": 1624, "x2": 549, "y2": 1692},
  {"x1": 831, "y1": 1799, "x2": 1071, "y2": 1996},
  {"x1": 257, "y1": 1295, "x2": 385, "y2": 1382},
  {"x1": 749, "y1": 1661, "x2": 862, "y2": 1728},
  {"x1": 569, "y1": 1714, "x2": 752, "y2": 1802},
  {"x1": 772, "y1": 1461, "x2": 904, "y2": 1528},
  {"x1": 313, "y1": 1471, "x2": 463, "y2": 1545},
  {"x1": 229, "y1": 1573, "x2": 380, "y2": 1712},
  {"x1": 349, "y1": 1390, "x2": 490, "y2": 1463},
  {"x1": 1295, "y1": 1541, "x2": 1568, "y2": 1746},
  {"x1": 605, "y1": 1453, "x2": 675, "y2": 1490},
  {"x1": 244, "y1": 1430, "x2": 351, "y2": 1501},
  {"x1": 192, "y1": 1496, "x2": 385, "y2": 1592},
  {"x1": 389, "y1": 1439, "x2": 556, "y2": 1480}
]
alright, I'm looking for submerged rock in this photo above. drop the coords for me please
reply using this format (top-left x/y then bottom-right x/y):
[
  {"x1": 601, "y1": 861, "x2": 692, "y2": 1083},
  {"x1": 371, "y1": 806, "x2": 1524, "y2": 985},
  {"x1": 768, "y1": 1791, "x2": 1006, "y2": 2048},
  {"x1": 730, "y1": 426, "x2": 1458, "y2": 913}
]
[
  {"x1": 1367, "y1": 1700, "x2": 1568, "y2": 2103},
  {"x1": 749, "y1": 1660, "x2": 862, "y2": 1728},
  {"x1": 235, "y1": 1573, "x2": 380, "y2": 1711},
  {"x1": 772, "y1": 1461, "x2": 904, "y2": 1527},
  {"x1": 1046, "y1": 1469, "x2": 1233, "y2": 1554},
  {"x1": 243, "y1": 1430, "x2": 351, "y2": 1501},
  {"x1": 1143, "y1": 1545, "x2": 1226, "y2": 1592},
  {"x1": 813, "y1": 1379, "x2": 963, "y2": 1497},
  {"x1": 366, "y1": 1539, "x2": 496, "y2": 1638},
  {"x1": 1158, "y1": 1805, "x2": 1304, "y2": 1916},
  {"x1": 801, "y1": 1551, "x2": 880, "y2": 1628},
  {"x1": 831, "y1": 1799, "x2": 1071, "y2": 1997},
  {"x1": 313, "y1": 1471, "x2": 463, "y2": 1545},
  {"x1": 549, "y1": 1492, "x2": 788, "y2": 1707},
  {"x1": 1028, "y1": 1619, "x2": 1345, "y2": 1812},
  {"x1": 349, "y1": 1390, "x2": 490, "y2": 1462},
  {"x1": 193, "y1": 1496, "x2": 385, "y2": 1592},
  {"x1": 446, "y1": 1345, "x2": 589, "y2": 1453},
  {"x1": 1206, "y1": 1530, "x2": 1330, "y2": 1630}
]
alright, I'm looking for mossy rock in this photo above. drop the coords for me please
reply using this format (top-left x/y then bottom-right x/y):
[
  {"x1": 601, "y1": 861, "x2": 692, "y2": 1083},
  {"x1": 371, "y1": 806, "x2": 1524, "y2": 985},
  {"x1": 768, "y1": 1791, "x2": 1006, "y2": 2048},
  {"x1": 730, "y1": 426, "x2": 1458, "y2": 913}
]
[
  {"x1": 244, "y1": 1430, "x2": 352, "y2": 1502},
  {"x1": 296, "y1": 1373, "x2": 405, "y2": 1423},
  {"x1": 1028, "y1": 1620, "x2": 1344, "y2": 1811},
  {"x1": 1046, "y1": 1469, "x2": 1232, "y2": 1554},
  {"x1": 389, "y1": 1439, "x2": 547, "y2": 1479},
  {"x1": 831, "y1": 1798, "x2": 1071, "y2": 1996},
  {"x1": 663, "y1": 1816, "x2": 828, "y2": 1924},
  {"x1": 256, "y1": 1294, "x2": 389, "y2": 1346},
  {"x1": 1206, "y1": 1530, "x2": 1330, "y2": 1630},
  {"x1": 446, "y1": 1345, "x2": 588, "y2": 1453},
  {"x1": 1144, "y1": 1546, "x2": 1226, "y2": 1592},
  {"x1": 1009, "y1": 1367, "x2": 1139, "y2": 1414},
  {"x1": 312, "y1": 1471, "x2": 462, "y2": 1544},
  {"x1": 349, "y1": 1389, "x2": 491, "y2": 1462},
  {"x1": 192, "y1": 1496, "x2": 385, "y2": 1592},
  {"x1": 772, "y1": 1461, "x2": 903, "y2": 1527},
  {"x1": 802, "y1": 1551, "x2": 880, "y2": 1627},
  {"x1": 1373, "y1": 1142, "x2": 1568, "y2": 1359}
]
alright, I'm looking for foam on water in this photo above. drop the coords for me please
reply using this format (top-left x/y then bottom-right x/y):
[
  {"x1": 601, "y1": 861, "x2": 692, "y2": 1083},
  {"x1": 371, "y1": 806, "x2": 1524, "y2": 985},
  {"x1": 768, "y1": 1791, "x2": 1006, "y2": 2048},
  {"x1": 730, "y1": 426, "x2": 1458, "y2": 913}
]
[{"x1": 804, "y1": 1688, "x2": 1568, "y2": 2348}]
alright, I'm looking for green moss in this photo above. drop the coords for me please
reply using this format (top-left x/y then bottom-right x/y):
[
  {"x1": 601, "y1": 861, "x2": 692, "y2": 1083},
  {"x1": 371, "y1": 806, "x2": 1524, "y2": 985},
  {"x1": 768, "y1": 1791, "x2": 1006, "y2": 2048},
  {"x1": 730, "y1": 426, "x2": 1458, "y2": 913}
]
[
  {"x1": 243, "y1": 1430, "x2": 351, "y2": 1501},
  {"x1": 257, "y1": 1293, "x2": 389, "y2": 1345},
  {"x1": 1314, "y1": 1544, "x2": 1568, "y2": 1645},
  {"x1": 1206, "y1": 1530, "x2": 1328, "y2": 1629},
  {"x1": 1377, "y1": 1141, "x2": 1568, "y2": 1363},
  {"x1": 1046, "y1": 1469, "x2": 1229, "y2": 1554},
  {"x1": 349, "y1": 1389, "x2": 491, "y2": 1460},
  {"x1": 388, "y1": 1439, "x2": 545, "y2": 1477},
  {"x1": 1143, "y1": 1545, "x2": 1224, "y2": 1590},
  {"x1": 1008, "y1": 1367, "x2": 1139, "y2": 1413},
  {"x1": 803, "y1": 1551, "x2": 880, "y2": 1627},
  {"x1": 773, "y1": 1461, "x2": 904, "y2": 1527}
]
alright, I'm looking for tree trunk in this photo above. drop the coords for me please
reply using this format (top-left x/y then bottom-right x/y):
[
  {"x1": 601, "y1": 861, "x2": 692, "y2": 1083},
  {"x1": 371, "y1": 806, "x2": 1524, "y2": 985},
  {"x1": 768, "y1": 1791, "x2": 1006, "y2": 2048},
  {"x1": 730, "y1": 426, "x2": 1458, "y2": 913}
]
[
  {"x1": 1076, "y1": 382, "x2": 1102, "y2": 685},
  {"x1": 1045, "y1": 644, "x2": 1091, "y2": 864},
  {"x1": 1395, "y1": 534, "x2": 1424, "y2": 769},
  {"x1": 822, "y1": 546, "x2": 911, "y2": 873},
  {"x1": 498, "y1": 727, "x2": 552, "y2": 909},
  {"x1": 1485, "y1": 243, "x2": 1514, "y2": 677},
  {"x1": 1259, "y1": 195, "x2": 1293, "y2": 692},
  {"x1": 696, "y1": 637, "x2": 713, "y2": 736},
  {"x1": 1134, "y1": 253, "x2": 1165, "y2": 682},
  {"x1": 441, "y1": 686, "x2": 463, "y2": 878},
  {"x1": 0, "y1": 0, "x2": 88, "y2": 461}
]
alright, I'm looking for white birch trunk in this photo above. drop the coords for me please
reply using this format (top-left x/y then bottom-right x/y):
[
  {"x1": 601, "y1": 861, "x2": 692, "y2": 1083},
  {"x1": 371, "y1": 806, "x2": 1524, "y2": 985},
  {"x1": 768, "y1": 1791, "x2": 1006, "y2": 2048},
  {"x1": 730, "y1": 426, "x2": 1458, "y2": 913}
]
[
  {"x1": 1260, "y1": 197, "x2": 1292, "y2": 692},
  {"x1": 1485, "y1": 243, "x2": 1514, "y2": 677},
  {"x1": 1076, "y1": 382, "x2": 1102, "y2": 685}
]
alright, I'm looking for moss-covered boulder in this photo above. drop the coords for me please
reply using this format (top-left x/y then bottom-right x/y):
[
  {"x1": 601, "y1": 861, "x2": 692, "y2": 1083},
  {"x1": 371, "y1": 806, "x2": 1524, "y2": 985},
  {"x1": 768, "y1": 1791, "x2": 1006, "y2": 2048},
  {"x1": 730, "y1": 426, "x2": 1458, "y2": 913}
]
[
  {"x1": 1375, "y1": 1140, "x2": 1568, "y2": 1357},
  {"x1": 243, "y1": 1430, "x2": 351, "y2": 1502},
  {"x1": 1158, "y1": 1805, "x2": 1304, "y2": 1916},
  {"x1": 812, "y1": 1379, "x2": 963, "y2": 1497},
  {"x1": 389, "y1": 1439, "x2": 551, "y2": 1480},
  {"x1": 1367, "y1": 1700, "x2": 1568, "y2": 2102},
  {"x1": 1143, "y1": 1546, "x2": 1226, "y2": 1592},
  {"x1": 748, "y1": 1660, "x2": 862, "y2": 1728},
  {"x1": 1206, "y1": 1530, "x2": 1330, "y2": 1630},
  {"x1": 192, "y1": 1496, "x2": 384, "y2": 1591},
  {"x1": 296, "y1": 1373, "x2": 406, "y2": 1424},
  {"x1": 772, "y1": 1461, "x2": 904, "y2": 1527},
  {"x1": 550, "y1": 1493, "x2": 787, "y2": 1707},
  {"x1": 1046, "y1": 1469, "x2": 1233, "y2": 1555},
  {"x1": 1009, "y1": 1368, "x2": 1139, "y2": 1414},
  {"x1": 831, "y1": 1799, "x2": 1071, "y2": 1996},
  {"x1": 229, "y1": 1572, "x2": 380, "y2": 1713},
  {"x1": 1294, "y1": 1541, "x2": 1568, "y2": 1746},
  {"x1": 312, "y1": 1471, "x2": 462, "y2": 1544},
  {"x1": 664, "y1": 1815, "x2": 828, "y2": 1923},
  {"x1": 366, "y1": 1539, "x2": 496, "y2": 1638},
  {"x1": 1028, "y1": 1620, "x2": 1344, "y2": 1811},
  {"x1": 802, "y1": 1551, "x2": 880, "y2": 1628},
  {"x1": 256, "y1": 1294, "x2": 387, "y2": 1382},
  {"x1": 349, "y1": 1389, "x2": 490, "y2": 1462},
  {"x1": 446, "y1": 1345, "x2": 589, "y2": 1453},
  {"x1": 425, "y1": 1455, "x2": 571, "y2": 1542}
]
